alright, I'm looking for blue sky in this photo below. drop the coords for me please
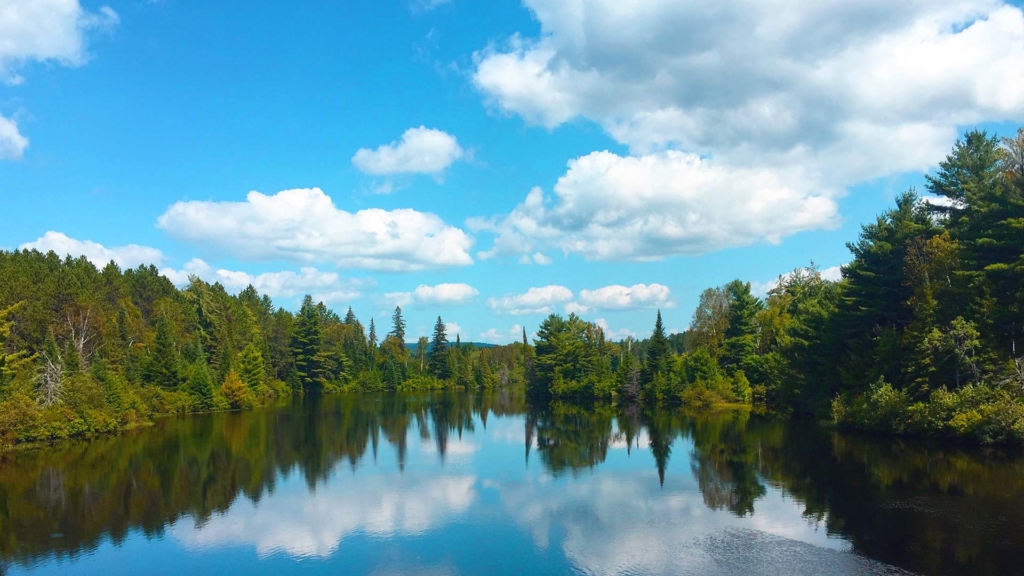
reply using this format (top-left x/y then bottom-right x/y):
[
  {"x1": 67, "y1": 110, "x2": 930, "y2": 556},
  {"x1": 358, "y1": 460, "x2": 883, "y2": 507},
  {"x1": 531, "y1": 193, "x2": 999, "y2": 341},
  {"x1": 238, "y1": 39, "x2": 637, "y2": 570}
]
[{"x1": 2, "y1": 0, "x2": 1023, "y2": 343}]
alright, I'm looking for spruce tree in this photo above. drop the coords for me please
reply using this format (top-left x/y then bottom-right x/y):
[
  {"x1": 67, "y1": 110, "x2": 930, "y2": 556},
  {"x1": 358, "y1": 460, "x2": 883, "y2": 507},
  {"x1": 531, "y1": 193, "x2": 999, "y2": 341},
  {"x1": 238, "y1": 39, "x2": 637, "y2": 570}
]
[
  {"x1": 185, "y1": 356, "x2": 214, "y2": 410},
  {"x1": 390, "y1": 306, "x2": 406, "y2": 343},
  {"x1": 429, "y1": 316, "x2": 450, "y2": 379},
  {"x1": 238, "y1": 342, "x2": 267, "y2": 397},
  {"x1": 642, "y1": 310, "x2": 671, "y2": 388},
  {"x1": 145, "y1": 318, "x2": 182, "y2": 389},
  {"x1": 291, "y1": 295, "x2": 325, "y2": 392},
  {"x1": 0, "y1": 302, "x2": 29, "y2": 382},
  {"x1": 344, "y1": 306, "x2": 358, "y2": 326},
  {"x1": 722, "y1": 280, "x2": 764, "y2": 374}
]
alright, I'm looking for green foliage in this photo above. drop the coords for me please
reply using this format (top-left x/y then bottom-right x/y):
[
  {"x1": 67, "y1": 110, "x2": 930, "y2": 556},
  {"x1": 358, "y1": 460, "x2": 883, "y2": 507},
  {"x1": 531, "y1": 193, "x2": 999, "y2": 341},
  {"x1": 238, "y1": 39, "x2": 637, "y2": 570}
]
[
  {"x1": 184, "y1": 359, "x2": 214, "y2": 410},
  {"x1": 428, "y1": 316, "x2": 450, "y2": 379},
  {"x1": 143, "y1": 318, "x2": 182, "y2": 389},
  {"x1": 219, "y1": 369, "x2": 250, "y2": 410},
  {"x1": 291, "y1": 295, "x2": 327, "y2": 393}
]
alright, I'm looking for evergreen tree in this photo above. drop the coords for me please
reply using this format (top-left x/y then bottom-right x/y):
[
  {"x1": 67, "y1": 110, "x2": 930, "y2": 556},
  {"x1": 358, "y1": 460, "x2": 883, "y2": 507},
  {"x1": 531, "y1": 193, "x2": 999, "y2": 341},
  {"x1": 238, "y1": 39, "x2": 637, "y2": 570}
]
[
  {"x1": 238, "y1": 342, "x2": 267, "y2": 397},
  {"x1": 291, "y1": 295, "x2": 326, "y2": 392},
  {"x1": 0, "y1": 302, "x2": 30, "y2": 382},
  {"x1": 721, "y1": 280, "x2": 763, "y2": 374},
  {"x1": 429, "y1": 316, "x2": 450, "y2": 379},
  {"x1": 642, "y1": 310, "x2": 671, "y2": 389},
  {"x1": 144, "y1": 318, "x2": 182, "y2": 389},
  {"x1": 344, "y1": 307, "x2": 358, "y2": 326},
  {"x1": 184, "y1": 356, "x2": 214, "y2": 410},
  {"x1": 389, "y1": 306, "x2": 406, "y2": 343}
]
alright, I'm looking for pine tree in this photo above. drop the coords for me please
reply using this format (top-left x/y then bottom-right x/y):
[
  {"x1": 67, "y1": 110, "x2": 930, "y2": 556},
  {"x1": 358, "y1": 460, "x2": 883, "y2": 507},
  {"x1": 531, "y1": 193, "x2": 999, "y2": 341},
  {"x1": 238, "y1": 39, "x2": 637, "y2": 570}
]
[
  {"x1": 429, "y1": 316, "x2": 450, "y2": 379},
  {"x1": 722, "y1": 280, "x2": 764, "y2": 374},
  {"x1": 185, "y1": 356, "x2": 214, "y2": 410},
  {"x1": 144, "y1": 318, "x2": 182, "y2": 389},
  {"x1": 238, "y1": 342, "x2": 267, "y2": 397},
  {"x1": 291, "y1": 295, "x2": 326, "y2": 392},
  {"x1": 344, "y1": 307, "x2": 358, "y2": 326},
  {"x1": 390, "y1": 306, "x2": 406, "y2": 343},
  {"x1": 0, "y1": 302, "x2": 30, "y2": 382},
  {"x1": 642, "y1": 310, "x2": 671, "y2": 388},
  {"x1": 368, "y1": 318, "x2": 377, "y2": 348}
]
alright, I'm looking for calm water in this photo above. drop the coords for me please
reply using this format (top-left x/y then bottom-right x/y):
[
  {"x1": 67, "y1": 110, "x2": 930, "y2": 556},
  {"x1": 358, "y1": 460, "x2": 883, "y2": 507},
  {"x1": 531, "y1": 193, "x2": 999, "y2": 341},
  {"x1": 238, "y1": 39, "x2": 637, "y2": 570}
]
[{"x1": 2, "y1": 393, "x2": 1023, "y2": 576}]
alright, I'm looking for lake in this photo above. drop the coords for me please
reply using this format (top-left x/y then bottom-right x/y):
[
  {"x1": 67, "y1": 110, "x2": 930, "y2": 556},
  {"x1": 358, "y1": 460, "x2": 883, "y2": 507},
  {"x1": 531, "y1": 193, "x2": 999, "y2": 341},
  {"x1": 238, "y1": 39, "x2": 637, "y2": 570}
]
[{"x1": 1, "y1": 392, "x2": 1022, "y2": 575}]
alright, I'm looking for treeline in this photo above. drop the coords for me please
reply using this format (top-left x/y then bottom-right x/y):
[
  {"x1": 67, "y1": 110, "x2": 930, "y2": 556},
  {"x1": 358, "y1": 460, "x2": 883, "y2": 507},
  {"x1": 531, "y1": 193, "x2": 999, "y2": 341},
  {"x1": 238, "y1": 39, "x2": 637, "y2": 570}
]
[
  {"x1": 2, "y1": 130, "x2": 1023, "y2": 446},
  {"x1": 523, "y1": 130, "x2": 1024, "y2": 443},
  {"x1": 0, "y1": 253, "x2": 527, "y2": 446}
]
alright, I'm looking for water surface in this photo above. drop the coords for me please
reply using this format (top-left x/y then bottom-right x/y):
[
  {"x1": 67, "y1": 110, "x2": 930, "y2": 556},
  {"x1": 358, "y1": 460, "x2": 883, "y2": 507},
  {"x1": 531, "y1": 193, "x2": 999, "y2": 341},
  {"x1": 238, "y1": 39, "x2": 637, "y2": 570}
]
[{"x1": 2, "y1": 392, "x2": 1022, "y2": 575}]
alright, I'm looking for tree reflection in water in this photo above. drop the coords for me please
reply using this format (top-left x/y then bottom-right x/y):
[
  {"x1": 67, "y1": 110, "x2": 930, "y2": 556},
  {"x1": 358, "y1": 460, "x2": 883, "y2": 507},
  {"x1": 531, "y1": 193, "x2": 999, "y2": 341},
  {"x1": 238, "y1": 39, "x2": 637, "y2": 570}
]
[{"x1": 1, "y1": 392, "x2": 1023, "y2": 575}]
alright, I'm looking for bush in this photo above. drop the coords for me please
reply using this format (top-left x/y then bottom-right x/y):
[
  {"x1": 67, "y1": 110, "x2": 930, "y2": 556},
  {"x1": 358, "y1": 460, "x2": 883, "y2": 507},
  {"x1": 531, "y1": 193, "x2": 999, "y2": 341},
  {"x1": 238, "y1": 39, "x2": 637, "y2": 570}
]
[{"x1": 833, "y1": 380, "x2": 1024, "y2": 445}]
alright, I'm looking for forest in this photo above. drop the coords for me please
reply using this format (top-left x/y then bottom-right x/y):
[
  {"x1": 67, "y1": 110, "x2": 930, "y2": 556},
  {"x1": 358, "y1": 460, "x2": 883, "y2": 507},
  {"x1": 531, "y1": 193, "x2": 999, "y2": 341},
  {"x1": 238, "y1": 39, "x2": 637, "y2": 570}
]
[{"x1": 1, "y1": 129, "x2": 1023, "y2": 446}]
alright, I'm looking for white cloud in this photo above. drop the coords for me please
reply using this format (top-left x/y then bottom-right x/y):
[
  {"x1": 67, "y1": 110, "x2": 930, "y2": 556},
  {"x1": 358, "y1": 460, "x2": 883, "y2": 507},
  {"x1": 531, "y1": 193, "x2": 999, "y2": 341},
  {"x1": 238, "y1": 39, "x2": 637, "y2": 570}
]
[
  {"x1": 594, "y1": 318, "x2": 635, "y2": 340},
  {"x1": 160, "y1": 258, "x2": 365, "y2": 304},
  {"x1": 479, "y1": 324, "x2": 529, "y2": 344},
  {"x1": 20, "y1": 231, "x2": 163, "y2": 269},
  {"x1": 383, "y1": 283, "x2": 479, "y2": 307},
  {"x1": 564, "y1": 301, "x2": 589, "y2": 315},
  {"x1": 578, "y1": 283, "x2": 672, "y2": 311},
  {"x1": 173, "y1": 474, "x2": 476, "y2": 559},
  {"x1": 0, "y1": 0, "x2": 119, "y2": 85},
  {"x1": 0, "y1": 115, "x2": 28, "y2": 160},
  {"x1": 518, "y1": 252, "x2": 553, "y2": 265},
  {"x1": 487, "y1": 285, "x2": 573, "y2": 315},
  {"x1": 472, "y1": 0, "x2": 1024, "y2": 261},
  {"x1": 156, "y1": 188, "x2": 474, "y2": 272},
  {"x1": 411, "y1": 0, "x2": 452, "y2": 13},
  {"x1": 352, "y1": 126, "x2": 464, "y2": 177},
  {"x1": 752, "y1": 265, "x2": 844, "y2": 296},
  {"x1": 470, "y1": 152, "x2": 839, "y2": 261},
  {"x1": 446, "y1": 322, "x2": 463, "y2": 340}
]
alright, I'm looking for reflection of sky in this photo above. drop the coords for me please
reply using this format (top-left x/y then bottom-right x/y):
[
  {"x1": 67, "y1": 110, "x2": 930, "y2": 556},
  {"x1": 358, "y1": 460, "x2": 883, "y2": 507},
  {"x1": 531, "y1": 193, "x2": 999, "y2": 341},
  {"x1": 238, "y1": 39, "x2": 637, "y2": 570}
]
[
  {"x1": 13, "y1": 414, "x2": 907, "y2": 576},
  {"x1": 172, "y1": 473, "x2": 476, "y2": 558}
]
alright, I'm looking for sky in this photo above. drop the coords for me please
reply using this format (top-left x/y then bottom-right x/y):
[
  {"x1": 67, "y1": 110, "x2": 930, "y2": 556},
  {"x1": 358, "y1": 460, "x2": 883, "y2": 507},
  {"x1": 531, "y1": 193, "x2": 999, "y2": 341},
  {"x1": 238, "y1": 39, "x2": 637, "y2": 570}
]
[{"x1": 2, "y1": 0, "x2": 1024, "y2": 344}]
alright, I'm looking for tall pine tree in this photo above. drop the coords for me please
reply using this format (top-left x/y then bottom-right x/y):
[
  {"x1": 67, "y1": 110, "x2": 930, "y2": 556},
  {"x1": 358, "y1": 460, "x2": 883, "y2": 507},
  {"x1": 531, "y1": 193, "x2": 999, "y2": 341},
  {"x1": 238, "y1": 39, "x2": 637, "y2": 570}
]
[
  {"x1": 429, "y1": 316, "x2": 450, "y2": 379},
  {"x1": 291, "y1": 295, "x2": 326, "y2": 392}
]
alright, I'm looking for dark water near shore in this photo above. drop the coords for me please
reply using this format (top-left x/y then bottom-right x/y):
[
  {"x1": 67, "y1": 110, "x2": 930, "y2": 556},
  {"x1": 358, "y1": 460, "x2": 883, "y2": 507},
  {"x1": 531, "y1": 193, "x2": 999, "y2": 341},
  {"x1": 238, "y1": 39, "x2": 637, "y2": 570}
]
[{"x1": 2, "y1": 392, "x2": 1023, "y2": 575}]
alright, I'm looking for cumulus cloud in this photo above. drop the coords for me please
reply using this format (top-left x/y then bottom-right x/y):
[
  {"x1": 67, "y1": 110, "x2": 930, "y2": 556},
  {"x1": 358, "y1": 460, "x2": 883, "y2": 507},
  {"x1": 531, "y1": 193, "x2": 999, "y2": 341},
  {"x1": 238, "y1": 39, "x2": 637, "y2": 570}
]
[
  {"x1": 487, "y1": 285, "x2": 573, "y2": 315},
  {"x1": 471, "y1": 0, "x2": 1024, "y2": 261},
  {"x1": 383, "y1": 283, "x2": 479, "y2": 307},
  {"x1": 479, "y1": 324, "x2": 529, "y2": 344},
  {"x1": 352, "y1": 127, "x2": 464, "y2": 177},
  {"x1": 446, "y1": 322, "x2": 463, "y2": 339},
  {"x1": 469, "y1": 152, "x2": 838, "y2": 261},
  {"x1": 20, "y1": 231, "x2": 163, "y2": 269},
  {"x1": 518, "y1": 252, "x2": 553, "y2": 265},
  {"x1": 160, "y1": 259, "x2": 366, "y2": 304},
  {"x1": 0, "y1": 115, "x2": 28, "y2": 160},
  {"x1": 156, "y1": 188, "x2": 474, "y2": 272},
  {"x1": 576, "y1": 283, "x2": 673, "y2": 312},
  {"x1": 593, "y1": 318, "x2": 635, "y2": 340},
  {"x1": 173, "y1": 474, "x2": 476, "y2": 559},
  {"x1": 0, "y1": 0, "x2": 119, "y2": 85}
]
